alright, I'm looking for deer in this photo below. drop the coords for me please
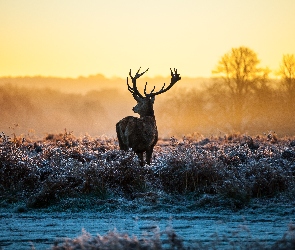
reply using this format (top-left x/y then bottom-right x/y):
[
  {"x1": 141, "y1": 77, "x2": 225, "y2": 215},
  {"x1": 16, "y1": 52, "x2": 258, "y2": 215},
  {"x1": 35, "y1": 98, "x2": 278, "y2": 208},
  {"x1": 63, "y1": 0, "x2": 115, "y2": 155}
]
[{"x1": 116, "y1": 67, "x2": 181, "y2": 166}]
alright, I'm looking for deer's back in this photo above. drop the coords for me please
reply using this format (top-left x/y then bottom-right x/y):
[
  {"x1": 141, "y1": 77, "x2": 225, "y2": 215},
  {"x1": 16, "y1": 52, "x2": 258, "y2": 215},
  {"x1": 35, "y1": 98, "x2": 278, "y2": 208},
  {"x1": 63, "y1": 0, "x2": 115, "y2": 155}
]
[{"x1": 116, "y1": 116, "x2": 158, "y2": 153}]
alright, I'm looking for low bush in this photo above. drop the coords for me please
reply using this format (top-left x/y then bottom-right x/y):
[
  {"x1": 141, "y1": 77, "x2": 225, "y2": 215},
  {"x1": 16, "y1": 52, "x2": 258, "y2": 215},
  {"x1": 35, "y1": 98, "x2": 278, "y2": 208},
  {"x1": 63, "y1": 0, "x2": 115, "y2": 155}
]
[{"x1": 0, "y1": 132, "x2": 295, "y2": 209}]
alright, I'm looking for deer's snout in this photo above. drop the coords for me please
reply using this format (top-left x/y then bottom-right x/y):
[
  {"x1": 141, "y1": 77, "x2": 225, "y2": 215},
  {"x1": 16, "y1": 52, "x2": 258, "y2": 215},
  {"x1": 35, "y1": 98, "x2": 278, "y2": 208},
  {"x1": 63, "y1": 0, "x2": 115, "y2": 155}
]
[
  {"x1": 132, "y1": 104, "x2": 140, "y2": 113},
  {"x1": 132, "y1": 106, "x2": 137, "y2": 113}
]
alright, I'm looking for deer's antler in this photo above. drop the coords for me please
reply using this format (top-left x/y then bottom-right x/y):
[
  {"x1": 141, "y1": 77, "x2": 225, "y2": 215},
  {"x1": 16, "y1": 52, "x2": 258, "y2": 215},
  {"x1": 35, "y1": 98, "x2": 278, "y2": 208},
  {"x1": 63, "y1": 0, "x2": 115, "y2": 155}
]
[
  {"x1": 127, "y1": 68, "x2": 181, "y2": 98},
  {"x1": 146, "y1": 68, "x2": 181, "y2": 97},
  {"x1": 127, "y1": 67, "x2": 149, "y2": 99}
]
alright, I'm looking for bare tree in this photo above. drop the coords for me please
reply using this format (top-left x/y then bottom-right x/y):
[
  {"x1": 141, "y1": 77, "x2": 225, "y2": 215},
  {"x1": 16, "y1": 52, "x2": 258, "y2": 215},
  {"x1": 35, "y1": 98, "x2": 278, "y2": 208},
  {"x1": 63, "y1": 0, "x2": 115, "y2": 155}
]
[
  {"x1": 116, "y1": 68, "x2": 181, "y2": 166},
  {"x1": 277, "y1": 54, "x2": 295, "y2": 100},
  {"x1": 212, "y1": 46, "x2": 269, "y2": 131}
]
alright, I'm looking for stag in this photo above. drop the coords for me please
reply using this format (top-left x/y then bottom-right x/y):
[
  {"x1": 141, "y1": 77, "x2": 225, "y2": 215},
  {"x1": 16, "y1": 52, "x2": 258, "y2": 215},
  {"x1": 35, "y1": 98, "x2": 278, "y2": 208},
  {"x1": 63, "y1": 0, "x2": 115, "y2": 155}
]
[{"x1": 116, "y1": 68, "x2": 181, "y2": 166}]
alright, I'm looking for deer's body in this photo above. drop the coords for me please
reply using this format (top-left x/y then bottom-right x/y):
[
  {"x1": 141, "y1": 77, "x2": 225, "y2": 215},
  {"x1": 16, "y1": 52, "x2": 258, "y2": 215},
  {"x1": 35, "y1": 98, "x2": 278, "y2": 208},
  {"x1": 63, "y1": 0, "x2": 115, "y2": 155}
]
[
  {"x1": 116, "y1": 68, "x2": 181, "y2": 166},
  {"x1": 116, "y1": 116, "x2": 158, "y2": 165}
]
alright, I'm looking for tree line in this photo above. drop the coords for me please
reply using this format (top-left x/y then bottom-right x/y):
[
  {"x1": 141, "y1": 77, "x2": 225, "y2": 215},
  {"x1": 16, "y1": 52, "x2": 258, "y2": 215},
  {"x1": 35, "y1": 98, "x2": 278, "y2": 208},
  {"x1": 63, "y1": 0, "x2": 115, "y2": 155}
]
[
  {"x1": 158, "y1": 47, "x2": 295, "y2": 137},
  {"x1": 0, "y1": 46, "x2": 294, "y2": 138}
]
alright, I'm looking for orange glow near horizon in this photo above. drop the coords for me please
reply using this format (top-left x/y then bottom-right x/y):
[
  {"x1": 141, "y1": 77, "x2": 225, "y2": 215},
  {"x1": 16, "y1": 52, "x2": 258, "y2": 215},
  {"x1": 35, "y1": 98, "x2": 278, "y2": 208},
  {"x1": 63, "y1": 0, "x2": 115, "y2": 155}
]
[{"x1": 0, "y1": 0, "x2": 295, "y2": 78}]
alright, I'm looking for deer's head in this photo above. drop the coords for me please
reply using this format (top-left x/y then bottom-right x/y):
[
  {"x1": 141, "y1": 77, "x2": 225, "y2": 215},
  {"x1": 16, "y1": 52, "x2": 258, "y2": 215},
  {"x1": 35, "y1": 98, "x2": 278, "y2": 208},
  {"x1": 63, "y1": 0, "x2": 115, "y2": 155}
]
[{"x1": 127, "y1": 68, "x2": 181, "y2": 118}]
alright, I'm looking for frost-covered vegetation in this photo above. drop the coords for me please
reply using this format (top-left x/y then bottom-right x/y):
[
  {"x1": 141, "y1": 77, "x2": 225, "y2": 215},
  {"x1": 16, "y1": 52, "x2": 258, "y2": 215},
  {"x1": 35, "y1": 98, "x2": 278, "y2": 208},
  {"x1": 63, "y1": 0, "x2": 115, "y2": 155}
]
[
  {"x1": 1, "y1": 131, "x2": 295, "y2": 211},
  {"x1": 52, "y1": 226, "x2": 295, "y2": 250},
  {"x1": 52, "y1": 228, "x2": 186, "y2": 250},
  {"x1": 1, "y1": 132, "x2": 295, "y2": 249}
]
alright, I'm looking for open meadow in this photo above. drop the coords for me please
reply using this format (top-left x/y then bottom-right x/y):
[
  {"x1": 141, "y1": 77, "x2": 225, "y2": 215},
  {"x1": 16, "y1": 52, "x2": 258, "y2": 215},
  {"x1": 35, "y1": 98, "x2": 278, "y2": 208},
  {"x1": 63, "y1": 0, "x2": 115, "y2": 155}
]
[{"x1": 1, "y1": 132, "x2": 295, "y2": 249}]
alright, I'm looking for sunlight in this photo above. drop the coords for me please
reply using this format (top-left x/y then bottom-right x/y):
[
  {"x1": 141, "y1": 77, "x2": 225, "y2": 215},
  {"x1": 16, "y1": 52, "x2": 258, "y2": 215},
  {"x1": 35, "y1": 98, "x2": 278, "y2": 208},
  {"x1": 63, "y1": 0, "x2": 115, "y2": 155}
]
[{"x1": 0, "y1": 0, "x2": 294, "y2": 78}]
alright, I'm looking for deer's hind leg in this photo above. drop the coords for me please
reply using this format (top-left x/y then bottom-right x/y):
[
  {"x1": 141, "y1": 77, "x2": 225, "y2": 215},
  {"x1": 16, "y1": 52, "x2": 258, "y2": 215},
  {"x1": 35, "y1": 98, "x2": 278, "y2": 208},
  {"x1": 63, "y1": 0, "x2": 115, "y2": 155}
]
[
  {"x1": 116, "y1": 123, "x2": 128, "y2": 151},
  {"x1": 136, "y1": 152, "x2": 144, "y2": 166}
]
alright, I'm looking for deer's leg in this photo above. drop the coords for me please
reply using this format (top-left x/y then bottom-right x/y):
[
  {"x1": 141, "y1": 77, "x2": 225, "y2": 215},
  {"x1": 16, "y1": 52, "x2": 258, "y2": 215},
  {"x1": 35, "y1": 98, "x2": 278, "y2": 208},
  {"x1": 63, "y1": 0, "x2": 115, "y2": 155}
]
[
  {"x1": 137, "y1": 152, "x2": 144, "y2": 166},
  {"x1": 146, "y1": 148, "x2": 153, "y2": 165},
  {"x1": 117, "y1": 136, "x2": 125, "y2": 150},
  {"x1": 116, "y1": 123, "x2": 128, "y2": 151}
]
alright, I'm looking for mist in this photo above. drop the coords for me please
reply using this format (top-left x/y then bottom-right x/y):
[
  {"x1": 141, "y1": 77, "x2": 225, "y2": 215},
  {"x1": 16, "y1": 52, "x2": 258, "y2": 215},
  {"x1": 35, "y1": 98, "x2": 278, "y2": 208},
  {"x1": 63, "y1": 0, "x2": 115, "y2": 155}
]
[{"x1": 0, "y1": 75, "x2": 294, "y2": 139}]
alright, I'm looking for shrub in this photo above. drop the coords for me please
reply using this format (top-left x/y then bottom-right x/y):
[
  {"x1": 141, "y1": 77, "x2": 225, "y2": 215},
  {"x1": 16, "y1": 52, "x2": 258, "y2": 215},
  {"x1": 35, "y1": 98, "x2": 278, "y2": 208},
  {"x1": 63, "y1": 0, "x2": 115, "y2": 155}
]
[{"x1": 1, "y1": 132, "x2": 295, "y2": 209}]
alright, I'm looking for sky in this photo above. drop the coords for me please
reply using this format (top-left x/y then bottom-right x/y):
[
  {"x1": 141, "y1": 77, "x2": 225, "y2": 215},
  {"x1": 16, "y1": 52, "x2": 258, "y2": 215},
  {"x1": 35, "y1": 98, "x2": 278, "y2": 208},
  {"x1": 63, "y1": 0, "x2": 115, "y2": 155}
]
[{"x1": 0, "y1": 0, "x2": 294, "y2": 78}]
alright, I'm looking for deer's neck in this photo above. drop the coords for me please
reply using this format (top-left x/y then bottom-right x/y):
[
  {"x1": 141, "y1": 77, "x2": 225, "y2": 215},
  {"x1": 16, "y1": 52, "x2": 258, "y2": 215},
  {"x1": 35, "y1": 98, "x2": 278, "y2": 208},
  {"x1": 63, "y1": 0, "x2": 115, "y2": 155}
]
[
  {"x1": 140, "y1": 115, "x2": 157, "y2": 127},
  {"x1": 139, "y1": 108, "x2": 154, "y2": 118},
  {"x1": 140, "y1": 114, "x2": 155, "y2": 119},
  {"x1": 139, "y1": 109, "x2": 156, "y2": 122}
]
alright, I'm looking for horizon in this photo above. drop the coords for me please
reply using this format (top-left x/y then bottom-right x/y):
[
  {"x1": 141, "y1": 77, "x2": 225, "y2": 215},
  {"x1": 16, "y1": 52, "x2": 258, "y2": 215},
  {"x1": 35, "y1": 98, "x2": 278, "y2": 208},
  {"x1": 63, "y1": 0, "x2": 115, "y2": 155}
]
[
  {"x1": 0, "y1": 72, "x2": 283, "y2": 82},
  {"x1": 0, "y1": 73, "x2": 226, "y2": 80},
  {"x1": 0, "y1": 73, "x2": 211, "y2": 79}
]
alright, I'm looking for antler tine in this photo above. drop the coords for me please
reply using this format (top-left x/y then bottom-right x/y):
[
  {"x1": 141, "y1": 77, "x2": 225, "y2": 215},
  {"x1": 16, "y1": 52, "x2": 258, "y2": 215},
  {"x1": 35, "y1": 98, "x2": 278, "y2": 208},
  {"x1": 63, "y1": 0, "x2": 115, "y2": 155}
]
[
  {"x1": 127, "y1": 67, "x2": 149, "y2": 99},
  {"x1": 159, "y1": 83, "x2": 166, "y2": 92},
  {"x1": 171, "y1": 68, "x2": 177, "y2": 75},
  {"x1": 144, "y1": 82, "x2": 156, "y2": 96},
  {"x1": 150, "y1": 85, "x2": 156, "y2": 94},
  {"x1": 138, "y1": 68, "x2": 149, "y2": 78},
  {"x1": 147, "y1": 68, "x2": 181, "y2": 96},
  {"x1": 129, "y1": 69, "x2": 132, "y2": 78},
  {"x1": 144, "y1": 82, "x2": 148, "y2": 96},
  {"x1": 135, "y1": 67, "x2": 142, "y2": 77},
  {"x1": 126, "y1": 77, "x2": 134, "y2": 94},
  {"x1": 130, "y1": 67, "x2": 149, "y2": 80}
]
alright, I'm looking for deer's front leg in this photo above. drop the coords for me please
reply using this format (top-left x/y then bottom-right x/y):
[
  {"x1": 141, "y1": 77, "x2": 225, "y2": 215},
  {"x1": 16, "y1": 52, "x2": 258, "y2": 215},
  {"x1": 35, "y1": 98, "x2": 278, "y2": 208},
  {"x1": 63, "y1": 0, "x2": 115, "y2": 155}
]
[{"x1": 146, "y1": 148, "x2": 153, "y2": 165}]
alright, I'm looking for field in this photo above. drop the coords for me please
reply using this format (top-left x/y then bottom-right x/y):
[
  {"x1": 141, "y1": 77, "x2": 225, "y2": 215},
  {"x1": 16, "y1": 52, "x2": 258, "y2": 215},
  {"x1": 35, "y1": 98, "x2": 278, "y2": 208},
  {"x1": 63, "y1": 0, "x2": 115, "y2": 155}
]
[{"x1": 1, "y1": 132, "x2": 295, "y2": 249}]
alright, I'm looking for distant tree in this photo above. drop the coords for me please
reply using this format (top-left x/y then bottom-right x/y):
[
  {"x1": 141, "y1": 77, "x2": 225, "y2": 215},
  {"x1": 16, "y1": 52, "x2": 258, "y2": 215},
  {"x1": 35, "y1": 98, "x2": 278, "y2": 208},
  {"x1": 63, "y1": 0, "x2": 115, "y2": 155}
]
[
  {"x1": 212, "y1": 46, "x2": 269, "y2": 131},
  {"x1": 276, "y1": 54, "x2": 295, "y2": 130},
  {"x1": 277, "y1": 54, "x2": 295, "y2": 99}
]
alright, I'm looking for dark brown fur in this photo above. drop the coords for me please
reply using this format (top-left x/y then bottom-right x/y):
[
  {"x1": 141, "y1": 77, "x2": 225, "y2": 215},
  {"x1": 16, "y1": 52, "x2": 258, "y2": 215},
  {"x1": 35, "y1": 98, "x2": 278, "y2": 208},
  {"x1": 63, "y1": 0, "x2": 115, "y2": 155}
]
[{"x1": 116, "y1": 115, "x2": 158, "y2": 166}]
